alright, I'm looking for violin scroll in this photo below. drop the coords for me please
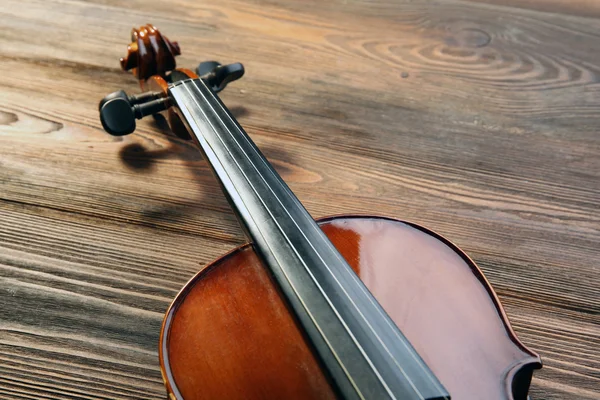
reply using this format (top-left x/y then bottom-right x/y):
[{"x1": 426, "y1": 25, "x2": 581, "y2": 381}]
[
  {"x1": 120, "y1": 24, "x2": 181, "y2": 85},
  {"x1": 99, "y1": 25, "x2": 245, "y2": 137}
]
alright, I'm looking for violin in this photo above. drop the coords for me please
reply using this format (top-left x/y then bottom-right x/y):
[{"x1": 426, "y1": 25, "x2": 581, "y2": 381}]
[{"x1": 99, "y1": 25, "x2": 542, "y2": 400}]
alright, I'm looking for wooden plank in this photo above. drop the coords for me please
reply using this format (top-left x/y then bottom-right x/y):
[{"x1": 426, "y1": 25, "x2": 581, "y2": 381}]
[
  {"x1": 0, "y1": 0, "x2": 598, "y2": 398},
  {"x1": 465, "y1": 0, "x2": 600, "y2": 18}
]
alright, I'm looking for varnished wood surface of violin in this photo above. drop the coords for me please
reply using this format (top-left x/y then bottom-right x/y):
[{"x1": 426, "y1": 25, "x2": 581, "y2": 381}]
[
  {"x1": 0, "y1": 0, "x2": 599, "y2": 399},
  {"x1": 161, "y1": 216, "x2": 540, "y2": 400}
]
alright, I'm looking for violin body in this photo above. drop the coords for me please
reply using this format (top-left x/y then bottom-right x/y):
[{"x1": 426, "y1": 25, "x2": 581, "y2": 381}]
[{"x1": 160, "y1": 216, "x2": 541, "y2": 400}]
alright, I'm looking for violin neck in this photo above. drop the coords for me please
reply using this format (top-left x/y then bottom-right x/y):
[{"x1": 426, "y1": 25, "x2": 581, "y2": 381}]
[{"x1": 168, "y1": 78, "x2": 449, "y2": 400}]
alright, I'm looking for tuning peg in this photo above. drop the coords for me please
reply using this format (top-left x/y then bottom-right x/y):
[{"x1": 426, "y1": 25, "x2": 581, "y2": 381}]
[
  {"x1": 197, "y1": 61, "x2": 245, "y2": 93},
  {"x1": 99, "y1": 90, "x2": 170, "y2": 136}
]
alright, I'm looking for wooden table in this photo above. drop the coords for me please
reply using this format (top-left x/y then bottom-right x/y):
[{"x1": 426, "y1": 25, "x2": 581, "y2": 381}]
[{"x1": 1, "y1": 0, "x2": 598, "y2": 398}]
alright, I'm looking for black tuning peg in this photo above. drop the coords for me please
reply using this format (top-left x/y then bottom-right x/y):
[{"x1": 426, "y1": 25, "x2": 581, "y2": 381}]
[
  {"x1": 99, "y1": 90, "x2": 170, "y2": 136},
  {"x1": 197, "y1": 61, "x2": 245, "y2": 93}
]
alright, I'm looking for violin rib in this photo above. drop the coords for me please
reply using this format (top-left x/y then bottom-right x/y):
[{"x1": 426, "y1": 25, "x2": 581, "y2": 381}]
[{"x1": 159, "y1": 215, "x2": 541, "y2": 400}]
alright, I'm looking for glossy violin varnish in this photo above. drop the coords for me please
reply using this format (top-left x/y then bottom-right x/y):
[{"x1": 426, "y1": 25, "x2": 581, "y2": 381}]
[
  {"x1": 161, "y1": 246, "x2": 337, "y2": 400},
  {"x1": 160, "y1": 216, "x2": 541, "y2": 400}
]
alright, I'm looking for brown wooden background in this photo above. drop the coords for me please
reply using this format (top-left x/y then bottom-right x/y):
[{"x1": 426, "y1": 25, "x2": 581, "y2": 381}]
[{"x1": 1, "y1": 0, "x2": 599, "y2": 398}]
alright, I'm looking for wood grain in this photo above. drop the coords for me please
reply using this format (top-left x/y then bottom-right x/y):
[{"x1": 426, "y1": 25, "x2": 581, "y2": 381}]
[{"x1": 0, "y1": 0, "x2": 598, "y2": 399}]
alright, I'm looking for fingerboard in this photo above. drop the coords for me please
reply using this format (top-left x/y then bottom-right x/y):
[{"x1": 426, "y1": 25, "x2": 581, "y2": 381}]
[{"x1": 168, "y1": 78, "x2": 449, "y2": 400}]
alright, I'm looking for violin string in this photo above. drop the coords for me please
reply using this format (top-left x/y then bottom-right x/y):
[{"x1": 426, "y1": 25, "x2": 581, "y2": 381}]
[
  {"x1": 201, "y1": 83, "x2": 441, "y2": 397},
  {"x1": 211, "y1": 81, "x2": 449, "y2": 399},
  {"x1": 202, "y1": 80, "x2": 448, "y2": 400},
  {"x1": 176, "y1": 89, "x2": 368, "y2": 399},
  {"x1": 216, "y1": 88, "x2": 448, "y2": 398},
  {"x1": 184, "y1": 80, "x2": 432, "y2": 400},
  {"x1": 180, "y1": 82, "x2": 385, "y2": 399},
  {"x1": 183, "y1": 78, "x2": 441, "y2": 399},
  {"x1": 181, "y1": 82, "x2": 400, "y2": 399}
]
